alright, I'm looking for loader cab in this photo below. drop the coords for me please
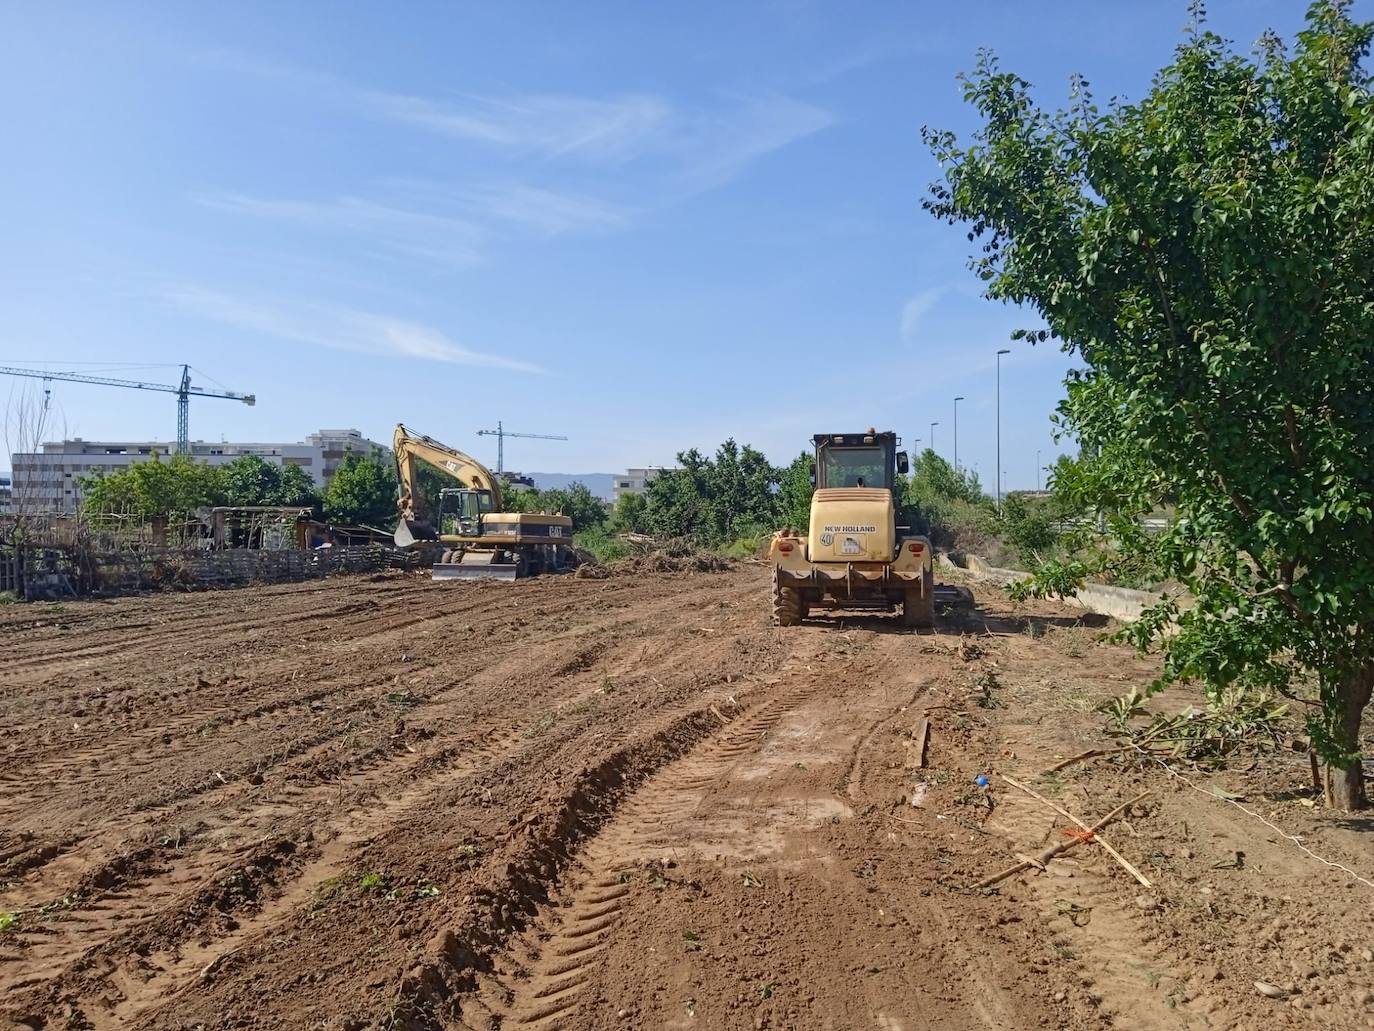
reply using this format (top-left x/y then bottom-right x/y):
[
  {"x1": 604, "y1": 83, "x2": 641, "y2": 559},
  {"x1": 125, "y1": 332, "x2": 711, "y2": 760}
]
[
  {"x1": 438, "y1": 486, "x2": 496, "y2": 536},
  {"x1": 812, "y1": 432, "x2": 908, "y2": 495}
]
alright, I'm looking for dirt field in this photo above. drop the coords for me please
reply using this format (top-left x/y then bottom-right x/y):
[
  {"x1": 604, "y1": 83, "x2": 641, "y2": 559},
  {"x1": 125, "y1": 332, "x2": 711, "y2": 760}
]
[{"x1": 2, "y1": 565, "x2": 1372, "y2": 1031}]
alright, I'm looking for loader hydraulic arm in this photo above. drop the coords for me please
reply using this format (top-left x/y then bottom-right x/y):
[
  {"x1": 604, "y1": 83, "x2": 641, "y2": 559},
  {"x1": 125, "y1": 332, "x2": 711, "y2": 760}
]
[{"x1": 393, "y1": 423, "x2": 505, "y2": 525}]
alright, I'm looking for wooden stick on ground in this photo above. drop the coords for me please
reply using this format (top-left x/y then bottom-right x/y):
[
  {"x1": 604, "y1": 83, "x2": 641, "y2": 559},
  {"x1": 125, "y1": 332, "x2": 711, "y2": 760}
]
[
  {"x1": 972, "y1": 790, "x2": 1150, "y2": 890},
  {"x1": 1002, "y1": 775, "x2": 1153, "y2": 887},
  {"x1": 1045, "y1": 746, "x2": 1134, "y2": 773},
  {"x1": 910, "y1": 718, "x2": 931, "y2": 769}
]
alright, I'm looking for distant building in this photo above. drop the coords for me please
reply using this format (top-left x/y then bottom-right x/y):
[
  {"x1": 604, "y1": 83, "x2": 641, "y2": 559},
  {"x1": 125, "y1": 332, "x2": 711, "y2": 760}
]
[
  {"x1": 613, "y1": 467, "x2": 675, "y2": 501},
  {"x1": 10, "y1": 428, "x2": 387, "y2": 514},
  {"x1": 0, "y1": 473, "x2": 11, "y2": 515}
]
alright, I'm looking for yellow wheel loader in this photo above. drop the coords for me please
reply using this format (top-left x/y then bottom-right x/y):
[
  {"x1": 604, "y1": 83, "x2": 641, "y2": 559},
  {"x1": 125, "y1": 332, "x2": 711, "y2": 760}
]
[
  {"x1": 769, "y1": 431, "x2": 936, "y2": 627},
  {"x1": 392, "y1": 423, "x2": 577, "y2": 581}
]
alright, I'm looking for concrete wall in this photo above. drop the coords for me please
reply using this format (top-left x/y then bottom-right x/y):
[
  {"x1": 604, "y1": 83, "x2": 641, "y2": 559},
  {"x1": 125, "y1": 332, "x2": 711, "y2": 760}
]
[{"x1": 939, "y1": 551, "x2": 1169, "y2": 624}]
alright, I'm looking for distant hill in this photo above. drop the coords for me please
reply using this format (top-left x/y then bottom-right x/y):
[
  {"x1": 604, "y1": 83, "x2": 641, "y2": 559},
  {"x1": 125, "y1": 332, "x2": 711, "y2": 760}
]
[{"x1": 524, "y1": 472, "x2": 618, "y2": 501}]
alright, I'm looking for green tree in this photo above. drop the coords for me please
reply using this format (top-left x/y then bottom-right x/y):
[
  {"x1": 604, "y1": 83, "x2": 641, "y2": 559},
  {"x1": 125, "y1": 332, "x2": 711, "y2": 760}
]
[
  {"x1": 644, "y1": 448, "x2": 713, "y2": 541},
  {"x1": 219, "y1": 455, "x2": 320, "y2": 509},
  {"x1": 925, "y1": 1, "x2": 1374, "y2": 807},
  {"x1": 80, "y1": 453, "x2": 222, "y2": 519},
  {"x1": 997, "y1": 492, "x2": 1058, "y2": 566},
  {"x1": 505, "y1": 482, "x2": 608, "y2": 531},
  {"x1": 641, "y1": 442, "x2": 781, "y2": 545},
  {"x1": 906, "y1": 448, "x2": 984, "y2": 508},
  {"x1": 776, "y1": 451, "x2": 814, "y2": 532},
  {"x1": 322, "y1": 451, "x2": 398, "y2": 528},
  {"x1": 610, "y1": 490, "x2": 649, "y2": 534},
  {"x1": 703, "y1": 439, "x2": 779, "y2": 542}
]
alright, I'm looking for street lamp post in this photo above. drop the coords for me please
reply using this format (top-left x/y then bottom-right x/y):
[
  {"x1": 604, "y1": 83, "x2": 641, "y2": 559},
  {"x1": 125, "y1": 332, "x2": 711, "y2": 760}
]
[
  {"x1": 953, "y1": 397, "x2": 965, "y2": 473},
  {"x1": 929, "y1": 421, "x2": 939, "y2": 455},
  {"x1": 996, "y1": 349, "x2": 1010, "y2": 508},
  {"x1": 1036, "y1": 449, "x2": 1042, "y2": 491}
]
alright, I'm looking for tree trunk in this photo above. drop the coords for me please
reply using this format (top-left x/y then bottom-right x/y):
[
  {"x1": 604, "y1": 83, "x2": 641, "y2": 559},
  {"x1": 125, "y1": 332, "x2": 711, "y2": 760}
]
[{"x1": 1323, "y1": 664, "x2": 1372, "y2": 811}]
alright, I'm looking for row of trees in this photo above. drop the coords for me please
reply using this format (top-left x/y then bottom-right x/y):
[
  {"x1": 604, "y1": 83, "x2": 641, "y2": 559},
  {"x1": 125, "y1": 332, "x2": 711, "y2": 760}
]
[
  {"x1": 78, "y1": 451, "x2": 400, "y2": 528},
  {"x1": 507, "y1": 437, "x2": 1032, "y2": 556}
]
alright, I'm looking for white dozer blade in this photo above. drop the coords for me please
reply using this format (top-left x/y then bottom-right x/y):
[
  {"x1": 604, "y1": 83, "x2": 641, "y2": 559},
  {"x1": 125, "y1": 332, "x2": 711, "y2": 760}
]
[{"x1": 431, "y1": 551, "x2": 520, "y2": 581}]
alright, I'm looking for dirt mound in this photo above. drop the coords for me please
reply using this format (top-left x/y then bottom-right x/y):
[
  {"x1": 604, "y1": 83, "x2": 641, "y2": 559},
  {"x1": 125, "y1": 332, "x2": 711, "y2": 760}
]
[
  {"x1": 606, "y1": 550, "x2": 733, "y2": 575},
  {"x1": 574, "y1": 547, "x2": 733, "y2": 578}
]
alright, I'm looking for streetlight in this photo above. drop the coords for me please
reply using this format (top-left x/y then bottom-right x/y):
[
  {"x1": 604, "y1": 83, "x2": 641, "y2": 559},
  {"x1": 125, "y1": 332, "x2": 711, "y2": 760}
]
[
  {"x1": 929, "y1": 421, "x2": 939, "y2": 455},
  {"x1": 953, "y1": 397, "x2": 965, "y2": 473},
  {"x1": 996, "y1": 349, "x2": 1011, "y2": 508}
]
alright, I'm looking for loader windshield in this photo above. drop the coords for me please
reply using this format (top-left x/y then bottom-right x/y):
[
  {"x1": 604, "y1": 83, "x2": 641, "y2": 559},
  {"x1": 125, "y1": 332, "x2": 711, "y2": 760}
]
[{"x1": 821, "y1": 446, "x2": 889, "y2": 489}]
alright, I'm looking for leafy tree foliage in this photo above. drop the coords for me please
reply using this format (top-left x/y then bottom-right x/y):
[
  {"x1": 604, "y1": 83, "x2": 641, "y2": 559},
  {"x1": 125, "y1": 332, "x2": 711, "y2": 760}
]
[
  {"x1": 997, "y1": 493, "x2": 1059, "y2": 566},
  {"x1": 219, "y1": 455, "x2": 320, "y2": 508},
  {"x1": 506, "y1": 482, "x2": 608, "y2": 531},
  {"x1": 643, "y1": 440, "x2": 780, "y2": 545},
  {"x1": 81, "y1": 454, "x2": 225, "y2": 519},
  {"x1": 610, "y1": 490, "x2": 649, "y2": 534},
  {"x1": 902, "y1": 448, "x2": 994, "y2": 548},
  {"x1": 925, "y1": 2, "x2": 1374, "y2": 806},
  {"x1": 776, "y1": 452, "x2": 814, "y2": 532},
  {"x1": 80, "y1": 452, "x2": 323, "y2": 519},
  {"x1": 322, "y1": 451, "x2": 399, "y2": 528}
]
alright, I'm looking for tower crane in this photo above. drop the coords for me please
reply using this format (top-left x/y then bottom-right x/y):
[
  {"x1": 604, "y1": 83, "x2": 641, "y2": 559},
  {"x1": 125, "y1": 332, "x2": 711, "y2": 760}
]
[
  {"x1": 0, "y1": 364, "x2": 255, "y2": 454},
  {"x1": 476, "y1": 421, "x2": 567, "y2": 475}
]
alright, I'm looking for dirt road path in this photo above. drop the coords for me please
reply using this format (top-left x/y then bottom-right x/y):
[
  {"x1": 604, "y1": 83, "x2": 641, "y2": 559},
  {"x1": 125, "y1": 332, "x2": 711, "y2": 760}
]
[{"x1": 3, "y1": 566, "x2": 1369, "y2": 1030}]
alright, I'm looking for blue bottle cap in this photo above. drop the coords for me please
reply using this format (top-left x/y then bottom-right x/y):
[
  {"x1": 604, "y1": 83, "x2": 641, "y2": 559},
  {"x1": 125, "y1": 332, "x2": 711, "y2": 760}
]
[{"x1": 974, "y1": 775, "x2": 990, "y2": 787}]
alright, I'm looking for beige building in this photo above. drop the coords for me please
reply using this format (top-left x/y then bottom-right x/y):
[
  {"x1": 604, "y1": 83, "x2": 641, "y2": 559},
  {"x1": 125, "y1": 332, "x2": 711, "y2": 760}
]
[{"x1": 10, "y1": 428, "x2": 387, "y2": 514}]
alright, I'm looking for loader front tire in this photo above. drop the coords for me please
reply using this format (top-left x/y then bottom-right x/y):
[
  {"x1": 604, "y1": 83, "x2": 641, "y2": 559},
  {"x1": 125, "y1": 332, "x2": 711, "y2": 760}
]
[
  {"x1": 773, "y1": 582, "x2": 804, "y2": 626},
  {"x1": 902, "y1": 570, "x2": 936, "y2": 629}
]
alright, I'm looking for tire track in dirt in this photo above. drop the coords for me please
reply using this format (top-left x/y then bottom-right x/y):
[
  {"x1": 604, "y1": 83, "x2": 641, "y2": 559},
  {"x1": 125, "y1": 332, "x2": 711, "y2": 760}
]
[
  {"x1": 461, "y1": 669, "x2": 827, "y2": 1030},
  {"x1": 0, "y1": 571, "x2": 778, "y2": 1028}
]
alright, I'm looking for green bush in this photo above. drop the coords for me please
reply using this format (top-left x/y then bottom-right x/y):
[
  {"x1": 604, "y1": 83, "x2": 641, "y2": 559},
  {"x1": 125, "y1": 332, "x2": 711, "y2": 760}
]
[{"x1": 574, "y1": 526, "x2": 629, "y2": 564}]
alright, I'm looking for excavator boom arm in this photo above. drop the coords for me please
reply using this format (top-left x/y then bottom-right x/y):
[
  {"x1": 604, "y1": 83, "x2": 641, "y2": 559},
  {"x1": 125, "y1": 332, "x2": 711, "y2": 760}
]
[{"x1": 393, "y1": 423, "x2": 505, "y2": 525}]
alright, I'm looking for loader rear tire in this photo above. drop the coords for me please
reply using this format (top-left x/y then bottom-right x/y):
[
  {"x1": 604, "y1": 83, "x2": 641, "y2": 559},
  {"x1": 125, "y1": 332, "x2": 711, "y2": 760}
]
[
  {"x1": 773, "y1": 583, "x2": 804, "y2": 626},
  {"x1": 902, "y1": 570, "x2": 936, "y2": 629}
]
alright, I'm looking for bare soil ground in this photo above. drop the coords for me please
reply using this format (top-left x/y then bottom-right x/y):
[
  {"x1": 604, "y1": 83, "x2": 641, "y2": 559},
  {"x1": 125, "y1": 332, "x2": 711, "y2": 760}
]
[{"x1": 1, "y1": 565, "x2": 1371, "y2": 1031}]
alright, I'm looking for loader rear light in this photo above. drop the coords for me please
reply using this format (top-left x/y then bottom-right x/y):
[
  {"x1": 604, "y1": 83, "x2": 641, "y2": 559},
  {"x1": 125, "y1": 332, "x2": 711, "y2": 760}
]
[
  {"x1": 779, "y1": 542, "x2": 794, "y2": 554},
  {"x1": 907, "y1": 542, "x2": 924, "y2": 554}
]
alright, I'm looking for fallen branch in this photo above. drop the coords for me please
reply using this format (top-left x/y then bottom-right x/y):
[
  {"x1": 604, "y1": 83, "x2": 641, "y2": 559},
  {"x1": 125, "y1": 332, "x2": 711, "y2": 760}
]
[
  {"x1": 1045, "y1": 746, "x2": 1134, "y2": 773},
  {"x1": 972, "y1": 790, "x2": 1150, "y2": 890},
  {"x1": 1001, "y1": 775, "x2": 1152, "y2": 887}
]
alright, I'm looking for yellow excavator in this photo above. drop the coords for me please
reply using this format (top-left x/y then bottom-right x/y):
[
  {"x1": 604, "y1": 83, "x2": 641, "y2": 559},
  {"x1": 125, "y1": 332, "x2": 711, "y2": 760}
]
[
  {"x1": 769, "y1": 430, "x2": 937, "y2": 627},
  {"x1": 392, "y1": 423, "x2": 578, "y2": 580}
]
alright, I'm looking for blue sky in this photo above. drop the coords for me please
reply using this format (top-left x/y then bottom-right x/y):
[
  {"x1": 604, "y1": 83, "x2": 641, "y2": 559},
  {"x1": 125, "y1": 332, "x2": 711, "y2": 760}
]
[{"x1": 0, "y1": 1, "x2": 1342, "y2": 488}]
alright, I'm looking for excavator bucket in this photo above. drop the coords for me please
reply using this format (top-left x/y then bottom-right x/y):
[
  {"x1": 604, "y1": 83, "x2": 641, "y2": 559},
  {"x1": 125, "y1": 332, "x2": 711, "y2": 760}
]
[
  {"x1": 431, "y1": 551, "x2": 520, "y2": 581},
  {"x1": 394, "y1": 518, "x2": 435, "y2": 549}
]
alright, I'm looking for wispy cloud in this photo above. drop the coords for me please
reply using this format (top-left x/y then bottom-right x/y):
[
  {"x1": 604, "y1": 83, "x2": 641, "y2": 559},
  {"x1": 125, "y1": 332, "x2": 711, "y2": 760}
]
[
  {"x1": 359, "y1": 85, "x2": 831, "y2": 191},
  {"x1": 159, "y1": 286, "x2": 543, "y2": 373},
  {"x1": 363, "y1": 91, "x2": 672, "y2": 163},
  {"x1": 900, "y1": 285, "x2": 950, "y2": 344},
  {"x1": 388, "y1": 180, "x2": 634, "y2": 237},
  {"x1": 194, "y1": 192, "x2": 485, "y2": 268},
  {"x1": 459, "y1": 183, "x2": 633, "y2": 236},
  {"x1": 668, "y1": 94, "x2": 834, "y2": 193}
]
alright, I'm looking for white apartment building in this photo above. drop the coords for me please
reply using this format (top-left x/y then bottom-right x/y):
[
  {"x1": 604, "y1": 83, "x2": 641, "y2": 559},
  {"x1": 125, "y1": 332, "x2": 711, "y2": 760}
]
[
  {"x1": 10, "y1": 429, "x2": 387, "y2": 514},
  {"x1": 612, "y1": 467, "x2": 676, "y2": 501}
]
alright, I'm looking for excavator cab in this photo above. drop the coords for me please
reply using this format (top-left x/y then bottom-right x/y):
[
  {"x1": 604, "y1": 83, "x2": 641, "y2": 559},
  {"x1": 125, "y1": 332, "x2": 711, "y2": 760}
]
[{"x1": 438, "y1": 487, "x2": 496, "y2": 536}]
